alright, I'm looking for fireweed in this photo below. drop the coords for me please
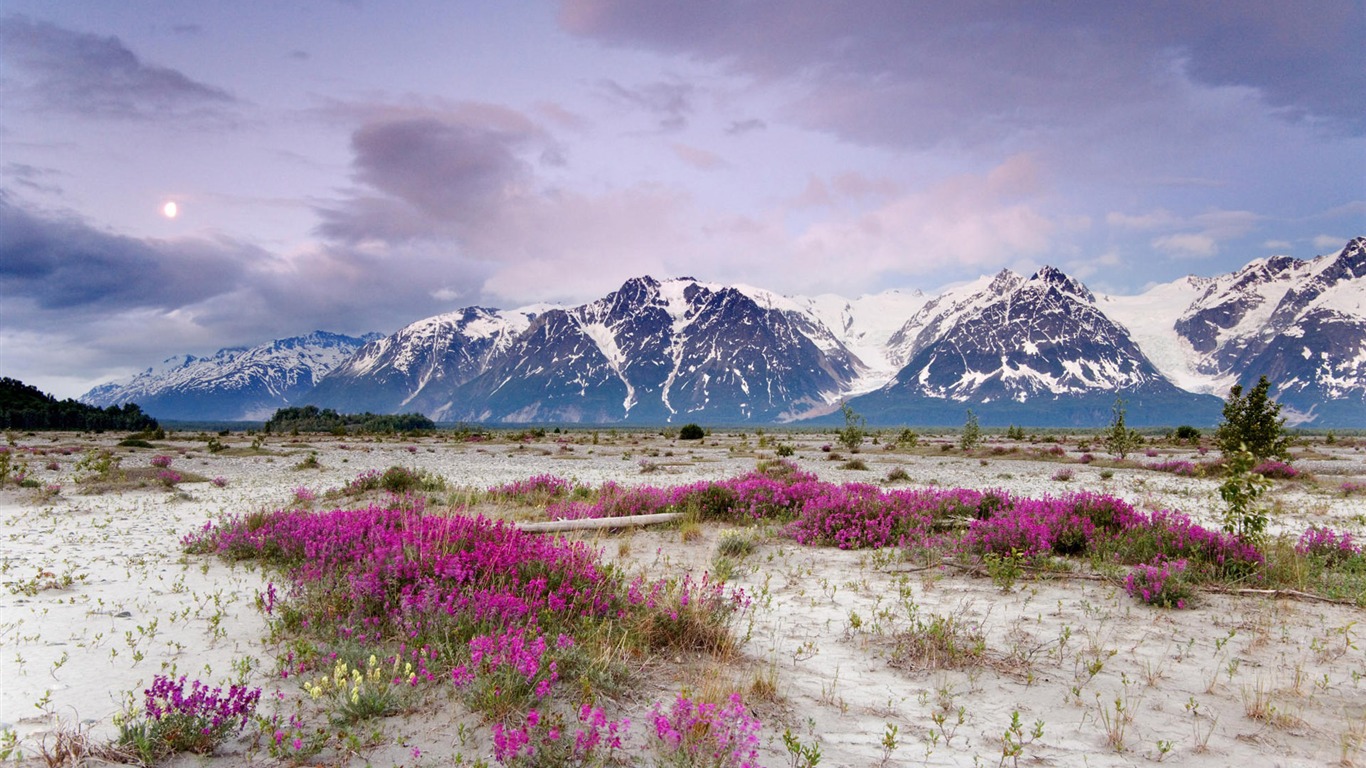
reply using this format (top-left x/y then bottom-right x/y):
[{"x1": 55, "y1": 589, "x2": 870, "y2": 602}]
[
  {"x1": 1296, "y1": 526, "x2": 1362, "y2": 565},
  {"x1": 188, "y1": 499, "x2": 752, "y2": 763},
  {"x1": 1251, "y1": 459, "x2": 1300, "y2": 480},
  {"x1": 1123, "y1": 559, "x2": 1194, "y2": 608},
  {"x1": 650, "y1": 692, "x2": 763, "y2": 768},
  {"x1": 185, "y1": 461, "x2": 1345, "y2": 762}
]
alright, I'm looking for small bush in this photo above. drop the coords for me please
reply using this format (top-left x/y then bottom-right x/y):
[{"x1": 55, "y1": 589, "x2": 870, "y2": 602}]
[
  {"x1": 885, "y1": 466, "x2": 911, "y2": 483},
  {"x1": 717, "y1": 531, "x2": 756, "y2": 558},
  {"x1": 841, "y1": 458, "x2": 869, "y2": 471},
  {"x1": 1174, "y1": 425, "x2": 1201, "y2": 442},
  {"x1": 678, "y1": 423, "x2": 705, "y2": 441}
]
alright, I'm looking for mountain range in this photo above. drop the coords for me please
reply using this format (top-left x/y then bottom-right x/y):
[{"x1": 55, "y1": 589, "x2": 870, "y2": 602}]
[
  {"x1": 82, "y1": 237, "x2": 1366, "y2": 427},
  {"x1": 81, "y1": 331, "x2": 380, "y2": 421}
]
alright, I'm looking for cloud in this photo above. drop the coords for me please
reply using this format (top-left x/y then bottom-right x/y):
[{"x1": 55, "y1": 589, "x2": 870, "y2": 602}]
[
  {"x1": 0, "y1": 191, "x2": 513, "y2": 394},
  {"x1": 315, "y1": 103, "x2": 554, "y2": 244},
  {"x1": 670, "y1": 143, "x2": 727, "y2": 170},
  {"x1": 0, "y1": 14, "x2": 236, "y2": 121},
  {"x1": 559, "y1": 1, "x2": 1365, "y2": 149},
  {"x1": 774, "y1": 154, "x2": 1056, "y2": 292},
  {"x1": 2, "y1": 163, "x2": 63, "y2": 196},
  {"x1": 1146, "y1": 209, "x2": 1260, "y2": 259},
  {"x1": 1106, "y1": 210, "x2": 1178, "y2": 231},
  {"x1": 314, "y1": 102, "x2": 695, "y2": 306},
  {"x1": 1313, "y1": 235, "x2": 1349, "y2": 253},
  {"x1": 598, "y1": 78, "x2": 694, "y2": 131},
  {"x1": 0, "y1": 196, "x2": 257, "y2": 313},
  {"x1": 1153, "y1": 232, "x2": 1218, "y2": 258},
  {"x1": 792, "y1": 172, "x2": 899, "y2": 208},
  {"x1": 725, "y1": 118, "x2": 766, "y2": 135}
]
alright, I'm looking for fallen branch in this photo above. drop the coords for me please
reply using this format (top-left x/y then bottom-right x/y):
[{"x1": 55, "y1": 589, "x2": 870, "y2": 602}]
[
  {"x1": 517, "y1": 512, "x2": 683, "y2": 533},
  {"x1": 1205, "y1": 586, "x2": 1358, "y2": 606}
]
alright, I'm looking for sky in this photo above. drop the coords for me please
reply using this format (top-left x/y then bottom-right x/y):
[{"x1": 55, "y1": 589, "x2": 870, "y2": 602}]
[{"x1": 2, "y1": 1, "x2": 1363, "y2": 399}]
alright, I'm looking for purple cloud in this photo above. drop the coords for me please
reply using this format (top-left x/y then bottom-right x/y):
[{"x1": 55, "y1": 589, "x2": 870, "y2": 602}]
[
  {"x1": 0, "y1": 14, "x2": 236, "y2": 121},
  {"x1": 0, "y1": 196, "x2": 255, "y2": 313},
  {"x1": 559, "y1": 0, "x2": 1365, "y2": 147}
]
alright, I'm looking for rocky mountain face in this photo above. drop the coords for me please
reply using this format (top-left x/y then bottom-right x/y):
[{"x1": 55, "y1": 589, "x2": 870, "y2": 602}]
[
  {"x1": 847, "y1": 267, "x2": 1223, "y2": 426},
  {"x1": 83, "y1": 238, "x2": 1365, "y2": 427},
  {"x1": 1171, "y1": 237, "x2": 1365, "y2": 425},
  {"x1": 302, "y1": 307, "x2": 537, "y2": 415},
  {"x1": 81, "y1": 331, "x2": 380, "y2": 421},
  {"x1": 414, "y1": 277, "x2": 865, "y2": 423}
]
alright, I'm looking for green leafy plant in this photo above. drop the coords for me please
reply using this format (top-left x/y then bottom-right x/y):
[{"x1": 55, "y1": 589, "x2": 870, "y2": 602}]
[
  {"x1": 1104, "y1": 397, "x2": 1143, "y2": 460},
  {"x1": 679, "y1": 423, "x2": 705, "y2": 441},
  {"x1": 1215, "y1": 376, "x2": 1288, "y2": 461},
  {"x1": 1219, "y1": 447, "x2": 1273, "y2": 543},
  {"x1": 959, "y1": 409, "x2": 981, "y2": 451},
  {"x1": 837, "y1": 404, "x2": 866, "y2": 453}
]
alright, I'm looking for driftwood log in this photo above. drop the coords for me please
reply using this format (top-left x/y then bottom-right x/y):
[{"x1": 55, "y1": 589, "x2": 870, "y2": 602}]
[{"x1": 516, "y1": 512, "x2": 682, "y2": 533}]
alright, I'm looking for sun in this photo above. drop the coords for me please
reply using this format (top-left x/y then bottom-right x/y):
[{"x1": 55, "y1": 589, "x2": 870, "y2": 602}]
[{"x1": 161, "y1": 201, "x2": 179, "y2": 219}]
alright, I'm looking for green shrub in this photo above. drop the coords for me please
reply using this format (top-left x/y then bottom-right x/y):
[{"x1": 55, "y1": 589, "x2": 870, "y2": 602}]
[
  {"x1": 837, "y1": 404, "x2": 866, "y2": 452},
  {"x1": 959, "y1": 410, "x2": 981, "y2": 451},
  {"x1": 1173, "y1": 425, "x2": 1201, "y2": 443},
  {"x1": 679, "y1": 423, "x2": 705, "y2": 440},
  {"x1": 1215, "y1": 376, "x2": 1288, "y2": 461}
]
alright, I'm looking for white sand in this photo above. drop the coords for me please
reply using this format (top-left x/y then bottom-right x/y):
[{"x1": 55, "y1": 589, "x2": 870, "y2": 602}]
[{"x1": 2, "y1": 431, "x2": 1363, "y2": 766}]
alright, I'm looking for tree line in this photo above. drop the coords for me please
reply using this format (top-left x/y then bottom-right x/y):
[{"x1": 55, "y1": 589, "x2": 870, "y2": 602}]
[
  {"x1": 263, "y1": 405, "x2": 435, "y2": 434},
  {"x1": 0, "y1": 377, "x2": 159, "y2": 432}
]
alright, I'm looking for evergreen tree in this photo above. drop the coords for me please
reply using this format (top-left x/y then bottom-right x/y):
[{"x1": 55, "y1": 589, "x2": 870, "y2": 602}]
[
  {"x1": 1104, "y1": 396, "x2": 1143, "y2": 459},
  {"x1": 1215, "y1": 376, "x2": 1288, "y2": 461},
  {"x1": 959, "y1": 409, "x2": 981, "y2": 451}
]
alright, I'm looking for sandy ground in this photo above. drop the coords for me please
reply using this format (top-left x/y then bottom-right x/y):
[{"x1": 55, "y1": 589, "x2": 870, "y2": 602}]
[{"x1": 1, "y1": 430, "x2": 1363, "y2": 766}]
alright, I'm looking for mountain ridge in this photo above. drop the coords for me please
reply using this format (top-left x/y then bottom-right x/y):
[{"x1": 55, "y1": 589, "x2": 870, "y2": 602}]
[{"x1": 81, "y1": 238, "x2": 1366, "y2": 427}]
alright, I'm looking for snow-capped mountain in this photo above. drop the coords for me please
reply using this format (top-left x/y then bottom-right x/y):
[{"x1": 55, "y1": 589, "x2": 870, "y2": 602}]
[
  {"x1": 81, "y1": 331, "x2": 380, "y2": 421},
  {"x1": 85, "y1": 237, "x2": 1365, "y2": 427},
  {"x1": 1107, "y1": 237, "x2": 1366, "y2": 426},
  {"x1": 845, "y1": 267, "x2": 1222, "y2": 426},
  {"x1": 418, "y1": 276, "x2": 866, "y2": 423},
  {"x1": 302, "y1": 307, "x2": 539, "y2": 415}
]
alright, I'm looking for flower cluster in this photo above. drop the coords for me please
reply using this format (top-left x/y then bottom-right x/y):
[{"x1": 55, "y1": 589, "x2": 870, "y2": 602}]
[
  {"x1": 490, "y1": 704, "x2": 630, "y2": 766},
  {"x1": 488, "y1": 474, "x2": 574, "y2": 502},
  {"x1": 155, "y1": 469, "x2": 182, "y2": 487},
  {"x1": 1147, "y1": 459, "x2": 1198, "y2": 476},
  {"x1": 120, "y1": 674, "x2": 261, "y2": 758},
  {"x1": 192, "y1": 500, "x2": 754, "y2": 765},
  {"x1": 150, "y1": 454, "x2": 174, "y2": 468},
  {"x1": 1123, "y1": 559, "x2": 1192, "y2": 608},
  {"x1": 650, "y1": 692, "x2": 763, "y2": 768},
  {"x1": 1252, "y1": 460, "x2": 1299, "y2": 479},
  {"x1": 1295, "y1": 526, "x2": 1361, "y2": 564}
]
